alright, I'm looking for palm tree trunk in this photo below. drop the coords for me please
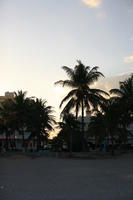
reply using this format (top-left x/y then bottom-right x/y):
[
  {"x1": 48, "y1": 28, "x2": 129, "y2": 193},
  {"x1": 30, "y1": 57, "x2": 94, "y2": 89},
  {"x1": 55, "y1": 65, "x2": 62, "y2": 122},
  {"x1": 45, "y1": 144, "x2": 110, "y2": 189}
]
[
  {"x1": 81, "y1": 100, "x2": 86, "y2": 151},
  {"x1": 81, "y1": 100, "x2": 84, "y2": 134}
]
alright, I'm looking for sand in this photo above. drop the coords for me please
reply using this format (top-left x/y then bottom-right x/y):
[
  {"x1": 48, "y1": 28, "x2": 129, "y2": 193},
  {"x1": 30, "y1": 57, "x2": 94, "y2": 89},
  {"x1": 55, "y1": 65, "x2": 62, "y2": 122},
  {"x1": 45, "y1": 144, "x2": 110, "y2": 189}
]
[{"x1": 0, "y1": 154, "x2": 133, "y2": 200}]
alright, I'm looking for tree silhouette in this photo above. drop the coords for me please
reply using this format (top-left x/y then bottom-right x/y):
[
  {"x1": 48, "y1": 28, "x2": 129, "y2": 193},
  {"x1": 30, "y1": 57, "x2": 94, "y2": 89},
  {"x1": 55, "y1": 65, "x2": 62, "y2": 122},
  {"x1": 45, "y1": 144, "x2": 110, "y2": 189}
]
[
  {"x1": 27, "y1": 98, "x2": 56, "y2": 151},
  {"x1": 55, "y1": 60, "x2": 107, "y2": 150}
]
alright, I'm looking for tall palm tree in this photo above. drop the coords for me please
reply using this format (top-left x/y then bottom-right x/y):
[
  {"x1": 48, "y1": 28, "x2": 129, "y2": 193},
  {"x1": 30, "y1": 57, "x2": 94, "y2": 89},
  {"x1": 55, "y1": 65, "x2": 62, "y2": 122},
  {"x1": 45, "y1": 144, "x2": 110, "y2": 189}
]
[
  {"x1": 89, "y1": 98, "x2": 121, "y2": 155},
  {"x1": 102, "y1": 99, "x2": 121, "y2": 155},
  {"x1": 13, "y1": 90, "x2": 30, "y2": 149},
  {"x1": 27, "y1": 98, "x2": 56, "y2": 151},
  {"x1": 110, "y1": 74, "x2": 133, "y2": 150},
  {"x1": 55, "y1": 60, "x2": 108, "y2": 149},
  {"x1": 0, "y1": 99, "x2": 15, "y2": 150}
]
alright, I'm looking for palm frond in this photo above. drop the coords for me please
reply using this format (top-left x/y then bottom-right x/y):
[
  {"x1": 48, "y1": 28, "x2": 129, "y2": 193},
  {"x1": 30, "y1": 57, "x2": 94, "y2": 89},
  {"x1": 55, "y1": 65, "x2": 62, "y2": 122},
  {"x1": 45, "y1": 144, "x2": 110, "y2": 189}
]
[
  {"x1": 60, "y1": 98, "x2": 75, "y2": 117},
  {"x1": 110, "y1": 89, "x2": 123, "y2": 97},
  {"x1": 59, "y1": 89, "x2": 77, "y2": 108},
  {"x1": 62, "y1": 66, "x2": 74, "y2": 79},
  {"x1": 90, "y1": 88, "x2": 109, "y2": 97},
  {"x1": 87, "y1": 71, "x2": 104, "y2": 85},
  {"x1": 54, "y1": 80, "x2": 74, "y2": 87}
]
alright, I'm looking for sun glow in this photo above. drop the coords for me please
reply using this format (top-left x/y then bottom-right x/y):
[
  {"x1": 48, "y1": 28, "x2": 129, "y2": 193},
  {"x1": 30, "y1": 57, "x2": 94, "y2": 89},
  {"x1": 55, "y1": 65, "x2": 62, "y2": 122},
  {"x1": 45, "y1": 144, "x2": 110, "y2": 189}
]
[{"x1": 54, "y1": 86, "x2": 66, "y2": 96}]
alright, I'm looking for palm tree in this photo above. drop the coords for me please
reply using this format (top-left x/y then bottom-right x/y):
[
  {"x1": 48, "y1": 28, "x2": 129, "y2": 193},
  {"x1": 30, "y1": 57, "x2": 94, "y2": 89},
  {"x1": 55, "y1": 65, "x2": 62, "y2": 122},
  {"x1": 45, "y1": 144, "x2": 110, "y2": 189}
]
[
  {"x1": 27, "y1": 98, "x2": 56, "y2": 151},
  {"x1": 89, "y1": 98, "x2": 121, "y2": 155},
  {"x1": 0, "y1": 91, "x2": 56, "y2": 152},
  {"x1": 57, "y1": 113, "x2": 80, "y2": 154},
  {"x1": 102, "y1": 99, "x2": 121, "y2": 155},
  {"x1": 88, "y1": 111, "x2": 106, "y2": 149},
  {"x1": 110, "y1": 74, "x2": 133, "y2": 150},
  {"x1": 55, "y1": 60, "x2": 108, "y2": 150},
  {"x1": 0, "y1": 99, "x2": 15, "y2": 150},
  {"x1": 110, "y1": 73, "x2": 133, "y2": 112},
  {"x1": 13, "y1": 90, "x2": 30, "y2": 149}
]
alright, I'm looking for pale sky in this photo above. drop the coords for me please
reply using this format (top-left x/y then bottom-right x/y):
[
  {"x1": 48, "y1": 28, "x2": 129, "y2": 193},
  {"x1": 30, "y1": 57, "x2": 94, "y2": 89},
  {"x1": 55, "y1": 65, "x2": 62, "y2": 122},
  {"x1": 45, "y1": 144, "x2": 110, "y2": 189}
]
[{"x1": 0, "y1": 0, "x2": 133, "y2": 124}]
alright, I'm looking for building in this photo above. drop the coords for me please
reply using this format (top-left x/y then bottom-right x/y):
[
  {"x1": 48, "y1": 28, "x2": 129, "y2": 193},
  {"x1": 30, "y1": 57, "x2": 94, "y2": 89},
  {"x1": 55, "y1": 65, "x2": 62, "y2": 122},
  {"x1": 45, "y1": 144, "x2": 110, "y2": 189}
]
[
  {"x1": 0, "y1": 91, "x2": 14, "y2": 103},
  {"x1": 77, "y1": 114, "x2": 91, "y2": 132}
]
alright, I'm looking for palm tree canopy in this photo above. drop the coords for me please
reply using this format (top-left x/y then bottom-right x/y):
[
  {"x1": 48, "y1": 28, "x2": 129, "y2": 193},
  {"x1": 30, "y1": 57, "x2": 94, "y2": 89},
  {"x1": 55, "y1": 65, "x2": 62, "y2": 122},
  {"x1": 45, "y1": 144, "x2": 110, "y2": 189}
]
[
  {"x1": 57, "y1": 113, "x2": 80, "y2": 141},
  {"x1": 27, "y1": 98, "x2": 56, "y2": 139},
  {"x1": 13, "y1": 90, "x2": 29, "y2": 127},
  {"x1": 55, "y1": 60, "x2": 108, "y2": 117},
  {"x1": 110, "y1": 74, "x2": 133, "y2": 100},
  {"x1": 0, "y1": 99, "x2": 15, "y2": 127},
  {"x1": 88, "y1": 111, "x2": 106, "y2": 139},
  {"x1": 55, "y1": 60, "x2": 104, "y2": 88},
  {"x1": 110, "y1": 74, "x2": 133, "y2": 126}
]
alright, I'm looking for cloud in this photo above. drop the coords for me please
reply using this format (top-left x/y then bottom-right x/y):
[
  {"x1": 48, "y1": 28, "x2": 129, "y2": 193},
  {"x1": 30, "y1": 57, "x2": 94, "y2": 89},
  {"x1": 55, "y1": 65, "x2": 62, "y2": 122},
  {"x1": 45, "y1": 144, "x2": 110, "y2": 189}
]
[
  {"x1": 93, "y1": 72, "x2": 132, "y2": 92},
  {"x1": 82, "y1": 0, "x2": 101, "y2": 8},
  {"x1": 124, "y1": 55, "x2": 133, "y2": 63}
]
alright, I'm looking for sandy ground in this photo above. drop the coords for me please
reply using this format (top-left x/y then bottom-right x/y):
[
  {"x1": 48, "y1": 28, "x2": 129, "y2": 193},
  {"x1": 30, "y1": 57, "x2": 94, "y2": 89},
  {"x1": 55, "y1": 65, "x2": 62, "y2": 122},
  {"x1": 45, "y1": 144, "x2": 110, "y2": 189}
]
[{"x1": 0, "y1": 154, "x2": 133, "y2": 200}]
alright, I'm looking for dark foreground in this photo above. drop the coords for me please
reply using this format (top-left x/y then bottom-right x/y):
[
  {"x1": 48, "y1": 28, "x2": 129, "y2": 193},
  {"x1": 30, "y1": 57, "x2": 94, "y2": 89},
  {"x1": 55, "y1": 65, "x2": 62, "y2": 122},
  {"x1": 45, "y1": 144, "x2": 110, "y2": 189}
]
[{"x1": 0, "y1": 154, "x2": 133, "y2": 200}]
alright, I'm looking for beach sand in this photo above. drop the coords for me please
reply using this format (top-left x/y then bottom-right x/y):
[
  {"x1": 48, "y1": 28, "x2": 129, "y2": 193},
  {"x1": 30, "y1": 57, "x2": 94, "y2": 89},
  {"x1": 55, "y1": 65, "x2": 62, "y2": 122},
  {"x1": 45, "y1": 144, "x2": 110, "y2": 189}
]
[{"x1": 0, "y1": 154, "x2": 133, "y2": 200}]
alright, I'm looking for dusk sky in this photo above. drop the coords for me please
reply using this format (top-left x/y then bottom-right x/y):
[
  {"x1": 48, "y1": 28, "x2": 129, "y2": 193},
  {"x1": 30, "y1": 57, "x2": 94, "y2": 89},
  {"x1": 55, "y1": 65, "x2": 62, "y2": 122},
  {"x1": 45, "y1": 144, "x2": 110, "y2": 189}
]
[{"x1": 0, "y1": 0, "x2": 133, "y2": 123}]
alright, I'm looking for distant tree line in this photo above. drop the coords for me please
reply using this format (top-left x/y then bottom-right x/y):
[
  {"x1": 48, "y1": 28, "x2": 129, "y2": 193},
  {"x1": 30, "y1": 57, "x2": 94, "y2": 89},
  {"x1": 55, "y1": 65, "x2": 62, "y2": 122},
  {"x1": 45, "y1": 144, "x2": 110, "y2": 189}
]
[
  {"x1": 0, "y1": 91, "x2": 55, "y2": 151},
  {"x1": 0, "y1": 60, "x2": 132, "y2": 155}
]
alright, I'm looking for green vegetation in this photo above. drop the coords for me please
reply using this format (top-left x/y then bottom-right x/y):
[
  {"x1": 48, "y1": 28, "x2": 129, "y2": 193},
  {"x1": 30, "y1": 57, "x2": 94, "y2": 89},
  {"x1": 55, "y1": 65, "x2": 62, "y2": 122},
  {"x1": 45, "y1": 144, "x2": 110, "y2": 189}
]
[
  {"x1": 54, "y1": 62, "x2": 133, "y2": 155},
  {"x1": 88, "y1": 74, "x2": 133, "y2": 155},
  {"x1": 0, "y1": 62, "x2": 133, "y2": 156},
  {"x1": 55, "y1": 60, "x2": 108, "y2": 150},
  {"x1": 0, "y1": 91, "x2": 55, "y2": 151}
]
